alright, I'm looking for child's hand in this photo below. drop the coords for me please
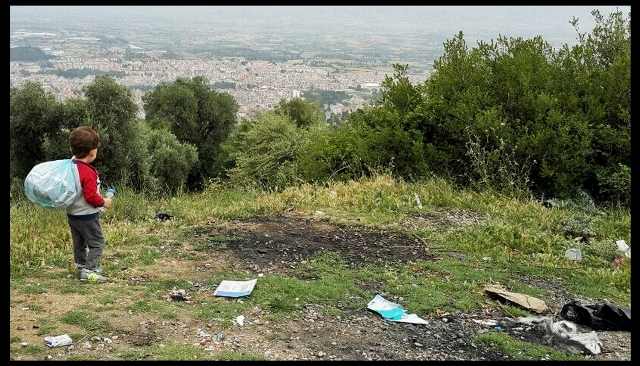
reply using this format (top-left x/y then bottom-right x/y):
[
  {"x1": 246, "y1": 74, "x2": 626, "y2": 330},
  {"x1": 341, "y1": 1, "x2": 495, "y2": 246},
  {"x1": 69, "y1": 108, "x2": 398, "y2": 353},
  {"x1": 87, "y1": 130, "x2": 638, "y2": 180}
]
[{"x1": 103, "y1": 198, "x2": 113, "y2": 209}]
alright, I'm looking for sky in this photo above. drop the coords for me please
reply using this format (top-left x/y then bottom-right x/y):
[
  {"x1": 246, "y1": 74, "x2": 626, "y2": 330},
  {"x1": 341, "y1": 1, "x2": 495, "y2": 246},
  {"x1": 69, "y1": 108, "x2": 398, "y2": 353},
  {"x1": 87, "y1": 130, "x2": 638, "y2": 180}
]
[{"x1": 10, "y1": 6, "x2": 631, "y2": 45}]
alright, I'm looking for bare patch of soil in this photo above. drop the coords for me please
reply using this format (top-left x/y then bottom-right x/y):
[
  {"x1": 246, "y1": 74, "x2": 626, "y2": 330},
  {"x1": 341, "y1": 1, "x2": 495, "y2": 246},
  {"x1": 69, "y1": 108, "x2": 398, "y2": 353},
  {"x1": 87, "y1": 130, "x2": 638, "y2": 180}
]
[
  {"x1": 213, "y1": 214, "x2": 435, "y2": 273},
  {"x1": 10, "y1": 213, "x2": 630, "y2": 361}
]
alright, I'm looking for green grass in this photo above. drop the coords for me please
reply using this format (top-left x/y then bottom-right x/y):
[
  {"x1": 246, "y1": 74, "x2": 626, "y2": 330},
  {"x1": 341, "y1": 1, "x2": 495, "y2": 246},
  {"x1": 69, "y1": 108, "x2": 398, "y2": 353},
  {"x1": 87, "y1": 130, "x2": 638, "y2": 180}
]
[
  {"x1": 60, "y1": 310, "x2": 109, "y2": 332},
  {"x1": 34, "y1": 319, "x2": 57, "y2": 336},
  {"x1": 11, "y1": 344, "x2": 46, "y2": 356},
  {"x1": 143, "y1": 342, "x2": 211, "y2": 360},
  {"x1": 472, "y1": 332, "x2": 585, "y2": 361},
  {"x1": 9, "y1": 174, "x2": 631, "y2": 360}
]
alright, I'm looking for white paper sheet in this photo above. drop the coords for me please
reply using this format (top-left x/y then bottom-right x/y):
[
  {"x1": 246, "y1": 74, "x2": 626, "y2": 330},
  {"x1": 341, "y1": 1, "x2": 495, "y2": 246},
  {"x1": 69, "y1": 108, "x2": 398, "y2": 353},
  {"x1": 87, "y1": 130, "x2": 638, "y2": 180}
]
[
  {"x1": 214, "y1": 279, "x2": 257, "y2": 297},
  {"x1": 44, "y1": 334, "x2": 73, "y2": 347}
]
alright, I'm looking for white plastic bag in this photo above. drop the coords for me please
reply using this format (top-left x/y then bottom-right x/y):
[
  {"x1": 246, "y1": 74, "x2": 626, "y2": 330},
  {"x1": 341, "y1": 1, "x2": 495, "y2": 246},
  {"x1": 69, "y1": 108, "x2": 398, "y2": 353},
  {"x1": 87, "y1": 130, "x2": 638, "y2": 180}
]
[{"x1": 24, "y1": 159, "x2": 79, "y2": 210}]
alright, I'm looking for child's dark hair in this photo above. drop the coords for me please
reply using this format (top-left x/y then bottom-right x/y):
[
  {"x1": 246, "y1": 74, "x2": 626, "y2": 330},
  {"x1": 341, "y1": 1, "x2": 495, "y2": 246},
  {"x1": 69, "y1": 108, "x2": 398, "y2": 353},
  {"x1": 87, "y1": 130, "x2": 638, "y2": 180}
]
[{"x1": 69, "y1": 126, "x2": 101, "y2": 158}]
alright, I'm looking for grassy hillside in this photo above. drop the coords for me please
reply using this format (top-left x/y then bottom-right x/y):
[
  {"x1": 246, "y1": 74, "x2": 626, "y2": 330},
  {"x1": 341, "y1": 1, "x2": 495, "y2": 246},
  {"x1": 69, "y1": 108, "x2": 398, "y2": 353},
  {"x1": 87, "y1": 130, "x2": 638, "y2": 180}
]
[{"x1": 10, "y1": 174, "x2": 630, "y2": 360}]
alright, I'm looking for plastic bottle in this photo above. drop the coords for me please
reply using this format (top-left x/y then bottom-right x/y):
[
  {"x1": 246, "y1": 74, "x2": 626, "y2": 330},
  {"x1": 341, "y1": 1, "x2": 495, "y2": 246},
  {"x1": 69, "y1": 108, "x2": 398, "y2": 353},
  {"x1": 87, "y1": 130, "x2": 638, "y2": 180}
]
[{"x1": 100, "y1": 188, "x2": 115, "y2": 211}]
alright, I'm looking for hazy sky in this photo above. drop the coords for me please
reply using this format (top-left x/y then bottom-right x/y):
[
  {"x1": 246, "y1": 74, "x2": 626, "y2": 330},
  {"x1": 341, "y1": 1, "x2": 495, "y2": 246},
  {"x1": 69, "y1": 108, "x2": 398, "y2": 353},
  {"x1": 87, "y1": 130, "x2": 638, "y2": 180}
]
[{"x1": 10, "y1": 6, "x2": 631, "y2": 44}]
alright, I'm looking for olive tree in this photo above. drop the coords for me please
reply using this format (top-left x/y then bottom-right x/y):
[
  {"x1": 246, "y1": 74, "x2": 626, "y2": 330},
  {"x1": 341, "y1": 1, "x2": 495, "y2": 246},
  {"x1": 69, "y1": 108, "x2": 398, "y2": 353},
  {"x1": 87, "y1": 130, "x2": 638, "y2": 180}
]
[{"x1": 143, "y1": 76, "x2": 239, "y2": 190}]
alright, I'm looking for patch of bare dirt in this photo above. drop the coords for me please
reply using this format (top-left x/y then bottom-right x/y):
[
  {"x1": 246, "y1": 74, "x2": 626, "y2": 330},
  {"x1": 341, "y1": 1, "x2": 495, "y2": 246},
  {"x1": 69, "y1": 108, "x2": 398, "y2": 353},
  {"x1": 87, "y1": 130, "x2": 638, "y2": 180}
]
[
  {"x1": 10, "y1": 213, "x2": 630, "y2": 361},
  {"x1": 211, "y1": 214, "x2": 435, "y2": 274}
]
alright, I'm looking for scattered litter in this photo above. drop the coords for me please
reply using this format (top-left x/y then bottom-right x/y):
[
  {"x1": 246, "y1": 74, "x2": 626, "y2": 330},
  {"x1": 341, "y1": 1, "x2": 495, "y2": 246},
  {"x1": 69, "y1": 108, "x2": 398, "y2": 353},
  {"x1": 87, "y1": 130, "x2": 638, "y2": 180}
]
[
  {"x1": 215, "y1": 332, "x2": 223, "y2": 340},
  {"x1": 544, "y1": 318, "x2": 602, "y2": 355},
  {"x1": 414, "y1": 193, "x2": 422, "y2": 209},
  {"x1": 44, "y1": 334, "x2": 73, "y2": 348},
  {"x1": 484, "y1": 284, "x2": 549, "y2": 313},
  {"x1": 560, "y1": 301, "x2": 631, "y2": 331},
  {"x1": 493, "y1": 326, "x2": 502, "y2": 332},
  {"x1": 367, "y1": 294, "x2": 429, "y2": 325},
  {"x1": 514, "y1": 316, "x2": 603, "y2": 355},
  {"x1": 616, "y1": 240, "x2": 631, "y2": 258},
  {"x1": 473, "y1": 319, "x2": 498, "y2": 326},
  {"x1": 565, "y1": 248, "x2": 582, "y2": 261},
  {"x1": 516, "y1": 315, "x2": 551, "y2": 325},
  {"x1": 613, "y1": 256, "x2": 625, "y2": 267},
  {"x1": 235, "y1": 315, "x2": 245, "y2": 326},
  {"x1": 153, "y1": 212, "x2": 173, "y2": 221},
  {"x1": 214, "y1": 279, "x2": 257, "y2": 298},
  {"x1": 168, "y1": 287, "x2": 190, "y2": 302}
]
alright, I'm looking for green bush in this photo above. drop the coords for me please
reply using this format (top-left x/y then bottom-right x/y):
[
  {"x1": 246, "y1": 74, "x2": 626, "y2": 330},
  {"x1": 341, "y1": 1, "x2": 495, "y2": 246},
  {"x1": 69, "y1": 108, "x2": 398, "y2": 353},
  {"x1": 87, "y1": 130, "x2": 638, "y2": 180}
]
[
  {"x1": 225, "y1": 113, "x2": 304, "y2": 191},
  {"x1": 144, "y1": 124, "x2": 198, "y2": 194}
]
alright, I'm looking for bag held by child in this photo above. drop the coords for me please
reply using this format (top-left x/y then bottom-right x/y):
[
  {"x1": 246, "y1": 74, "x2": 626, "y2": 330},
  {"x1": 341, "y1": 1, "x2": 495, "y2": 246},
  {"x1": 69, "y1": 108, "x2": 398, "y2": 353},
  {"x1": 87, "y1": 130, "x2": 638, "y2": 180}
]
[{"x1": 24, "y1": 158, "x2": 79, "y2": 210}]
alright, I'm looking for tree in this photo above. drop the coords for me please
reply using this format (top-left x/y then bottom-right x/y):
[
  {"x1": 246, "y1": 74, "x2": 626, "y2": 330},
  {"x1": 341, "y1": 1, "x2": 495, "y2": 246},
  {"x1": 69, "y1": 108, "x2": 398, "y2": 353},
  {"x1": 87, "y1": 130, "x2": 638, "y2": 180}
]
[
  {"x1": 82, "y1": 75, "x2": 152, "y2": 191},
  {"x1": 39, "y1": 97, "x2": 92, "y2": 160},
  {"x1": 378, "y1": 63, "x2": 422, "y2": 115},
  {"x1": 574, "y1": 9, "x2": 631, "y2": 206},
  {"x1": 10, "y1": 82, "x2": 63, "y2": 196},
  {"x1": 225, "y1": 113, "x2": 303, "y2": 190},
  {"x1": 273, "y1": 97, "x2": 324, "y2": 128},
  {"x1": 420, "y1": 19, "x2": 628, "y2": 204},
  {"x1": 143, "y1": 76, "x2": 239, "y2": 190},
  {"x1": 141, "y1": 122, "x2": 198, "y2": 194},
  {"x1": 344, "y1": 107, "x2": 428, "y2": 180}
]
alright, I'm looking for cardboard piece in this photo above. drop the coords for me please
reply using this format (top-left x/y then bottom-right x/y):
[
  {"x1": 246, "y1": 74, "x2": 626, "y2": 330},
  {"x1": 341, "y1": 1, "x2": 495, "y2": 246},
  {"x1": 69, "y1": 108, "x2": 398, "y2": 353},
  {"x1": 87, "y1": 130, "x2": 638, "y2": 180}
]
[{"x1": 484, "y1": 284, "x2": 550, "y2": 313}]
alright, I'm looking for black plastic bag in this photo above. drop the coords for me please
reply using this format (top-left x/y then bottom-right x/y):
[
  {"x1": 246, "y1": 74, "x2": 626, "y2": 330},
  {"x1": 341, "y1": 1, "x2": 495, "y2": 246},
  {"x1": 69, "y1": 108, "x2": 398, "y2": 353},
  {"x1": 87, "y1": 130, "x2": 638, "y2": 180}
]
[{"x1": 561, "y1": 301, "x2": 631, "y2": 331}]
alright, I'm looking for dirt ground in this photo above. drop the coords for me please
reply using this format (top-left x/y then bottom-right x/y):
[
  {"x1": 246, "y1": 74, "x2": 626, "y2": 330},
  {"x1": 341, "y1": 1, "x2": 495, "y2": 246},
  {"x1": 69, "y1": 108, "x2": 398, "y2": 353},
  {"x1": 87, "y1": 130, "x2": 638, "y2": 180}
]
[{"x1": 10, "y1": 212, "x2": 631, "y2": 360}]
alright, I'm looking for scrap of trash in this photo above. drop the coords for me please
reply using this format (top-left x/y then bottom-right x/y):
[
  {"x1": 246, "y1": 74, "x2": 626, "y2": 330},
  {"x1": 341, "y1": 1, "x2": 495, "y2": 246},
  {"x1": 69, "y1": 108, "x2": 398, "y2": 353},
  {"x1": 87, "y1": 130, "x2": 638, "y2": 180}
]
[
  {"x1": 560, "y1": 301, "x2": 631, "y2": 331},
  {"x1": 565, "y1": 239, "x2": 631, "y2": 262},
  {"x1": 167, "y1": 287, "x2": 191, "y2": 302},
  {"x1": 514, "y1": 315, "x2": 603, "y2": 355},
  {"x1": 153, "y1": 212, "x2": 174, "y2": 221},
  {"x1": 484, "y1": 284, "x2": 550, "y2": 313},
  {"x1": 367, "y1": 294, "x2": 429, "y2": 325},
  {"x1": 44, "y1": 334, "x2": 73, "y2": 348},
  {"x1": 615, "y1": 240, "x2": 631, "y2": 258},
  {"x1": 479, "y1": 283, "x2": 630, "y2": 355},
  {"x1": 213, "y1": 279, "x2": 257, "y2": 298}
]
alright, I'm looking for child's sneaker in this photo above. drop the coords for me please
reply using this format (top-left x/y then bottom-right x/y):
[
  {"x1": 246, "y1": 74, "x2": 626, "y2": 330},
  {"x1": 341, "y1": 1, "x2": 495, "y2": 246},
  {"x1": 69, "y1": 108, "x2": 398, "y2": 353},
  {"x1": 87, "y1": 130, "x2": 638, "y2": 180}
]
[
  {"x1": 80, "y1": 269, "x2": 107, "y2": 282},
  {"x1": 76, "y1": 265, "x2": 102, "y2": 275}
]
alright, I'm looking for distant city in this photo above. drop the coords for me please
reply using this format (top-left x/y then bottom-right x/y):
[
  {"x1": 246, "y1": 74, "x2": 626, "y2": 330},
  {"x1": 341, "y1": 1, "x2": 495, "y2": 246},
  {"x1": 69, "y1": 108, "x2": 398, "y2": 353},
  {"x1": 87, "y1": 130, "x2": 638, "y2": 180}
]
[{"x1": 10, "y1": 6, "x2": 629, "y2": 121}]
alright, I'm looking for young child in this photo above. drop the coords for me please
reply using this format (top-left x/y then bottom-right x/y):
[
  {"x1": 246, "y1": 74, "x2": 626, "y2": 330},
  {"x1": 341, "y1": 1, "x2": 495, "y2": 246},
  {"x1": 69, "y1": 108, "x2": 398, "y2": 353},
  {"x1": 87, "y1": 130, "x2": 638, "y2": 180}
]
[{"x1": 66, "y1": 126, "x2": 113, "y2": 282}]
